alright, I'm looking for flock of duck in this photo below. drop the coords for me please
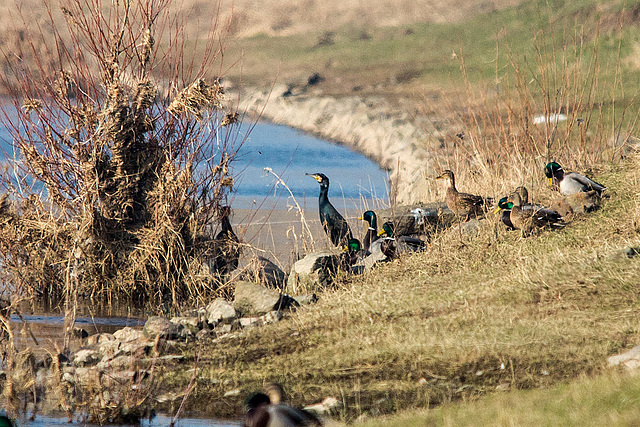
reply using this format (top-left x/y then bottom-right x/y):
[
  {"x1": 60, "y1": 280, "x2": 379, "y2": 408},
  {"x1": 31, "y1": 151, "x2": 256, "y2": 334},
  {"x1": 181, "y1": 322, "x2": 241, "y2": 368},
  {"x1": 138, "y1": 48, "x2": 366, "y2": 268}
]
[
  {"x1": 238, "y1": 162, "x2": 606, "y2": 426},
  {"x1": 213, "y1": 162, "x2": 606, "y2": 283},
  {"x1": 305, "y1": 161, "x2": 606, "y2": 259}
]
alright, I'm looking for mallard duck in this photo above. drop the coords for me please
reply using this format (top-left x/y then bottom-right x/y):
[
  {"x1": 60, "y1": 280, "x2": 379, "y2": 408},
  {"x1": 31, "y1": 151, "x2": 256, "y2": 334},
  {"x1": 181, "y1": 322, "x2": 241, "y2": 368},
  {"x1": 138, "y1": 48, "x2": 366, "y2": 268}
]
[
  {"x1": 307, "y1": 173, "x2": 353, "y2": 248},
  {"x1": 211, "y1": 206, "x2": 241, "y2": 277},
  {"x1": 495, "y1": 187, "x2": 562, "y2": 230},
  {"x1": 342, "y1": 238, "x2": 368, "y2": 269},
  {"x1": 494, "y1": 196, "x2": 516, "y2": 229},
  {"x1": 435, "y1": 170, "x2": 487, "y2": 221},
  {"x1": 377, "y1": 222, "x2": 427, "y2": 257},
  {"x1": 544, "y1": 162, "x2": 606, "y2": 196},
  {"x1": 507, "y1": 192, "x2": 565, "y2": 236},
  {"x1": 244, "y1": 384, "x2": 323, "y2": 427},
  {"x1": 358, "y1": 210, "x2": 379, "y2": 252}
]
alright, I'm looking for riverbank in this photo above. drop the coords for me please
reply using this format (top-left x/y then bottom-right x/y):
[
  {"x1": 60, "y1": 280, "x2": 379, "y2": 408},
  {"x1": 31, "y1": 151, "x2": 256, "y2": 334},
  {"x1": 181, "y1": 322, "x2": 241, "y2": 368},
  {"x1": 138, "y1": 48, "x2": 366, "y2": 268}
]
[{"x1": 236, "y1": 84, "x2": 439, "y2": 205}]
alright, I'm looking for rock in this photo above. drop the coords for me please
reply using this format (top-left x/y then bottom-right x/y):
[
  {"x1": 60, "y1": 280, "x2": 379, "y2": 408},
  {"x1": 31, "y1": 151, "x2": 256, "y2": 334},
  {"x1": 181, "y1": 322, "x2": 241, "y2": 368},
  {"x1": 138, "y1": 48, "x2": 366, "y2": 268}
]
[
  {"x1": 234, "y1": 281, "x2": 298, "y2": 315},
  {"x1": 205, "y1": 298, "x2": 237, "y2": 325},
  {"x1": 608, "y1": 344, "x2": 640, "y2": 369},
  {"x1": 236, "y1": 256, "x2": 288, "y2": 290},
  {"x1": 99, "y1": 340, "x2": 121, "y2": 360},
  {"x1": 171, "y1": 316, "x2": 201, "y2": 336},
  {"x1": 97, "y1": 355, "x2": 137, "y2": 370},
  {"x1": 239, "y1": 317, "x2": 261, "y2": 328},
  {"x1": 304, "y1": 396, "x2": 341, "y2": 415},
  {"x1": 113, "y1": 327, "x2": 143, "y2": 343},
  {"x1": 215, "y1": 324, "x2": 233, "y2": 334},
  {"x1": 73, "y1": 349, "x2": 101, "y2": 367},
  {"x1": 443, "y1": 218, "x2": 484, "y2": 237},
  {"x1": 86, "y1": 333, "x2": 116, "y2": 346},
  {"x1": 143, "y1": 316, "x2": 181, "y2": 339},
  {"x1": 287, "y1": 250, "x2": 342, "y2": 291}
]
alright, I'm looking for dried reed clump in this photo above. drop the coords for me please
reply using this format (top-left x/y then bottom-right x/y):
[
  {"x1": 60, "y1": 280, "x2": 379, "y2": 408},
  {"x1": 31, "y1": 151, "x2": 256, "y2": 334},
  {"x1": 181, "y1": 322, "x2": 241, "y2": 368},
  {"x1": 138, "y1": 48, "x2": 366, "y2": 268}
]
[
  {"x1": 0, "y1": 0, "x2": 241, "y2": 311},
  {"x1": 168, "y1": 78, "x2": 225, "y2": 119}
]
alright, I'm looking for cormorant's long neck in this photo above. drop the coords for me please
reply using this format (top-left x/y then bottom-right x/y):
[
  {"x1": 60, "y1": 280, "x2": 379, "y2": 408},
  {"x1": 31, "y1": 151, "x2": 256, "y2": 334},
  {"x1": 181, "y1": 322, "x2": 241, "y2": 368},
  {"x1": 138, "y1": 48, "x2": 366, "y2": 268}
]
[{"x1": 318, "y1": 184, "x2": 329, "y2": 206}]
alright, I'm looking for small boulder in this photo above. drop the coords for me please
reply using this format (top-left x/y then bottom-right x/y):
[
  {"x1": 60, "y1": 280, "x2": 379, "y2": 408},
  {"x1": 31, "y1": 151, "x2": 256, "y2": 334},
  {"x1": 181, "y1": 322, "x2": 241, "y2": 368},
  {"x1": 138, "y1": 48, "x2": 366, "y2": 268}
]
[
  {"x1": 608, "y1": 344, "x2": 640, "y2": 370},
  {"x1": 113, "y1": 327, "x2": 143, "y2": 343},
  {"x1": 73, "y1": 349, "x2": 101, "y2": 367},
  {"x1": 239, "y1": 317, "x2": 261, "y2": 328},
  {"x1": 287, "y1": 250, "x2": 342, "y2": 291},
  {"x1": 86, "y1": 333, "x2": 116, "y2": 346},
  {"x1": 234, "y1": 281, "x2": 297, "y2": 315},
  {"x1": 205, "y1": 298, "x2": 237, "y2": 325},
  {"x1": 143, "y1": 316, "x2": 181, "y2": 339},
  {"x1": 237, "y1": 256, "x2": 288, "y2": 290},
  {"x1": 171, "y1": 316, "x2": 201, "y2": 336}
]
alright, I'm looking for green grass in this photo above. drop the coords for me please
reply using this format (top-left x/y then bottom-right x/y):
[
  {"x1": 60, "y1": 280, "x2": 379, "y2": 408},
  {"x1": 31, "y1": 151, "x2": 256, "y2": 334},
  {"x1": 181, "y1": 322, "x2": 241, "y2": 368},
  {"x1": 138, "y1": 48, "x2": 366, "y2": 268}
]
[
  {"x1": 216, "y1": 0, "x2": 640, "y2": 97},
  {"x1": 158, "y1": 154, "x2": 640, "y2": 422},
  {"x1": 360, "y1": 371, "x2": 640, "y2": 426}
]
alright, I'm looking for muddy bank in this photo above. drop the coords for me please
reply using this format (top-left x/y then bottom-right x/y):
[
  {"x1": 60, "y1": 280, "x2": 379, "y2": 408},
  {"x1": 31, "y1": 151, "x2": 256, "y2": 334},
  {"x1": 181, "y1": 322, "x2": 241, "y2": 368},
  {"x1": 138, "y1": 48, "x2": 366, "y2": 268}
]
[{"x1": 237, "y1": 85, "x2": 441, "y2": 204}]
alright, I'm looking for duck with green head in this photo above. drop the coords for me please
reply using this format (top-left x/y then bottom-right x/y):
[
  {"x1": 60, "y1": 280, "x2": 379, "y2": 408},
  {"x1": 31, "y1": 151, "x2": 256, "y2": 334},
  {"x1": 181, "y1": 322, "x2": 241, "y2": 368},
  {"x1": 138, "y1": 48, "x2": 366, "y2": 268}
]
[
  {"x1": 358, "y1": 210, "x2": 379, "y2": 252},
  {"x1": 307, "y1": 173, "x2": 353, "y2": 248},
  {"x1": 377, "y1": 222, "x2": 427, "y2": 257},
  {"x1": 544, "y1": 162, "x2": 606, "y2": 196},
  {"x1": 435, "y1": 170, "x2": 487, "y2": 221},
  {"x1": 495, "y1": 187, "x2": 562, "y2": 230},
  {"x1": 507, "y1": 192, "x2": 565, "y2": 236}
]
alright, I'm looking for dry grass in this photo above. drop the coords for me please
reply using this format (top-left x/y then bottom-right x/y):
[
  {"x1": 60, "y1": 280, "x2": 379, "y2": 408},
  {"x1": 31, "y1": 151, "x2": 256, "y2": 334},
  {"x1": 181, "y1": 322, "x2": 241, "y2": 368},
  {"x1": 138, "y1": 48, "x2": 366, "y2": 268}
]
[
  {"x1": 159, "y1": 152, "x2": 640, "y2": 421},
  {"x1": 0, "y1": 0, "x2": 242, "y2": 311}
]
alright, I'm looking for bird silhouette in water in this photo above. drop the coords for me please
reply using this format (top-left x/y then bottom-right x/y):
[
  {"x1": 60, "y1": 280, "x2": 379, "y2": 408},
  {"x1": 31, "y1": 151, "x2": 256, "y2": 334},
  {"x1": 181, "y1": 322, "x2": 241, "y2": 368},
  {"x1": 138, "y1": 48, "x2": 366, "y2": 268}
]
[
  {"x1": 211, "y1": 206, "x2": 241, "y2": 279},
  {"x1": 243, "y1": 383, "x2": 322, "y2": 427},
  {"x1": 544, "y1": 162, "x2": 606, "y2": 196},
  {"x1": 307, "y1": 173, "x2": 353, "y2": 248}
]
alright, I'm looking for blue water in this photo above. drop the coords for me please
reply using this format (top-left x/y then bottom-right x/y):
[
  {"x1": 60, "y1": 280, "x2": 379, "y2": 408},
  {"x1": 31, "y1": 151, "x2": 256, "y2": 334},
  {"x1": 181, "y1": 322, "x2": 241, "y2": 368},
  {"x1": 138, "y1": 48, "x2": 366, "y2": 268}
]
[
  {"x1": 0, "y1": 111, "x2": 389, "y2": 210},
  {"x1": 14, "y1": 414, "x2": 240, "y2": 426},
  {"x1": 230, "y1": 121, "x2": 389, "y2": 207}
]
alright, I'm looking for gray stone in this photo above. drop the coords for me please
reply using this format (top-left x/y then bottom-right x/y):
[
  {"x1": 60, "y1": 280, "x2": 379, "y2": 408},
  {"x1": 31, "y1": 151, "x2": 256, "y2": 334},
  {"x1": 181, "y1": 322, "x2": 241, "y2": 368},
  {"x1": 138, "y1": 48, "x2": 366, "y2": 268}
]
[
  {"x1": 143, "y1": 316, "x2": 181, "y2": 339},
  {"x1": 234, "y1": 281, "x2": 297, "y2": 315},
  {"x1": 237, "y1": 256, "x2": 288, "y2": 290},
  {"x1": 215, "y1": 324, "x2": 233, "y2": 334},
  {"x1": 113, "y1": 327, "x2": 143, "y2": 343},
  {"x1": 86, "y1": 333, "x2": 116, "y2": 346},
  {"x1": 287, "y1": 250, "x2": 342, "y2": 291},
  {"x1": 608, "y1": 344, "x2": 640, "y2": 369},
  {"x1": 239, "y1": 317, "x2": 261, "y2": 328},
  {"x1": 224, "y1": 388, "x2": 243, "y2": 397},
  {"x1": 205, "y1": 298, "x2": 237, "y2": 325},
  {"x1": 99, "y1": 340, "x2": 121, "y2": 360},
  {"x1": 97, "y1": 355, "x2": 137, "y2": 370},
  {"x1": 73, "y1": 349, "x2": 101, "y2": 367}
]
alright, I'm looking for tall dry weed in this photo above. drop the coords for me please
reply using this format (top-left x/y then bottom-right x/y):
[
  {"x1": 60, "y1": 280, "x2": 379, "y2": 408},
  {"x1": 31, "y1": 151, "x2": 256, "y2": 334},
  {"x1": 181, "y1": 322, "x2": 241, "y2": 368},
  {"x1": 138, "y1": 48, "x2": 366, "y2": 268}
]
[
  {"x1": 424, "y1": 12, "x2": 638, "y2": 202},
  {"x1": 0, "y1": 0, "x2": 242, "y2": 311}
]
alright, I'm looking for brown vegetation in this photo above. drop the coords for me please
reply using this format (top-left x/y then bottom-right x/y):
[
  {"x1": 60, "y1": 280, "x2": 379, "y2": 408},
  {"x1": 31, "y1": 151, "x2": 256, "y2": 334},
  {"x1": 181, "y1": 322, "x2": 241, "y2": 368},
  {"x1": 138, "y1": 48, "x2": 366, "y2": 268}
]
[{"x1": 0, "y1": 0, "x2": 241, "y2": 311}]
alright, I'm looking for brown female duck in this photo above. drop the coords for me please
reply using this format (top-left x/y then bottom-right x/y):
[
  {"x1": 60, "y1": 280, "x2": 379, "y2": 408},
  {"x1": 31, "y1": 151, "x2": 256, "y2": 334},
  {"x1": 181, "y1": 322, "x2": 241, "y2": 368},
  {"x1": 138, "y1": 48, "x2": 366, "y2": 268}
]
[{"x1": 435, "y1": 170, "x2": 487, "y2": 221}]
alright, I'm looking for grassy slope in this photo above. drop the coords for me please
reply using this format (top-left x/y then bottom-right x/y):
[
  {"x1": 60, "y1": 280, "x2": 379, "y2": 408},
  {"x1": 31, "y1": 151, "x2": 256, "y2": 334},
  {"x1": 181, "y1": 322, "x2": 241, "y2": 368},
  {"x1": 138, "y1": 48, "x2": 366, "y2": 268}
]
[
  {"x1": 220, "y1": 0, "x2": 640, "y2": 99},
  {"x1": 161, "y1": 153, "x2": 640, "y2": 422}
]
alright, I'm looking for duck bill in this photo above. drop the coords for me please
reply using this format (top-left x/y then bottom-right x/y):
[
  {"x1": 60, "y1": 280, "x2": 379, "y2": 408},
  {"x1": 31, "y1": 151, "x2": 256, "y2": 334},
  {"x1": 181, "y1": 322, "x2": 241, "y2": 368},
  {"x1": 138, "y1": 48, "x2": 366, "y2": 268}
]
[
  {"x1": 548, "y1": 177, "x2": 553, "y2": 186},
  {"x1": 493, "y1": 206, "x2": 502, "y2": 214},
  {"x1": 357, "y1": 216, "x2": 363, "y2": 220},
  {"x1": 377, "y1": 229, "x2": 386, "y2": 237}
]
